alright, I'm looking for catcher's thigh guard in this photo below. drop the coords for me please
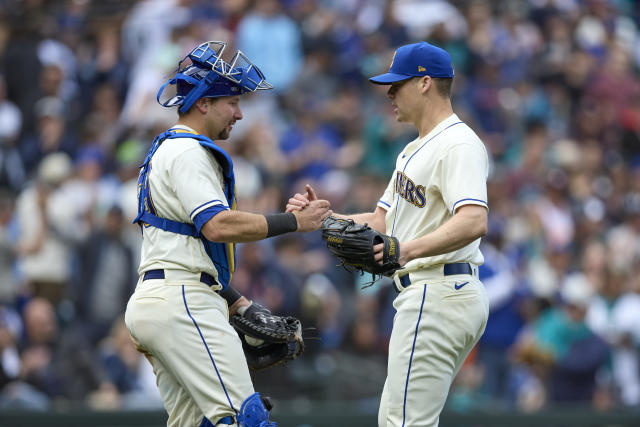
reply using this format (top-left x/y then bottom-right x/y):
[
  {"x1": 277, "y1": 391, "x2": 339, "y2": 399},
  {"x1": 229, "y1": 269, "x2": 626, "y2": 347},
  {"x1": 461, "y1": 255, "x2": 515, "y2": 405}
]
[{"x1": 238, "y1": 392, "x2": 276, "y2": 427}]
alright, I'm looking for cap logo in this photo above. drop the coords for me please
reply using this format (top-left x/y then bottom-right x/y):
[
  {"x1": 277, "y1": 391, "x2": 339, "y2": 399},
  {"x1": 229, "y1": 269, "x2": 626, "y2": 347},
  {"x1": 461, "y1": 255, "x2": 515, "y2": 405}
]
[
  {"x1": 390, "y1": 51, "x2": 397, "y2": 68},
  {"x1": 418, "y1": 66, "x2": 426, "y2": 72}
]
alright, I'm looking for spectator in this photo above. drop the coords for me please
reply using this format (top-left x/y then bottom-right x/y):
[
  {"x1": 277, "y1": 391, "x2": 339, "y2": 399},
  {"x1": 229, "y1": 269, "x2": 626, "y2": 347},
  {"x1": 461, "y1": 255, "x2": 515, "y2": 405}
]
[
  {"x1": 279, "y1": 102, "x2": 343, "y2": 188},
  {"x1": 19, "y1": 97, "x2": 76, "y2": 175},
  {"x1": 476, "y1": 226, "x2": 524, "y2": 402},
  {"x1": 17, "y1": 297, "x2": 116, "y2": 406},
  {"x1": 236, "y1": 0, "x2": 303, "y2": 92},
  {"x1": 0, "y1": 190, "x2": 17, "y2": 303},
  {"x1": 15, "y1": 153, "x2": 74, "y2": 307},
  {"x1": 0, "y1": 74, "x2": 25, "y2": 192},
  {"x1": 548, "y1": 275, "x2": 609, "y2": 403},
  {"x1": 75, "y1": 206, "x2": 136, "y2": 344},
  {"x1": 98, "y1": 317, "x2": 162, "y2": 409},
  {"x1": 587, "y1": 265, "x2": 640, "y2": 406},
  {"x1": 512, "y1": 274, "x2": 609, "y2": 405},
  {"x1": 0, "y1": 304, "x2": 22, "y2": 395}
]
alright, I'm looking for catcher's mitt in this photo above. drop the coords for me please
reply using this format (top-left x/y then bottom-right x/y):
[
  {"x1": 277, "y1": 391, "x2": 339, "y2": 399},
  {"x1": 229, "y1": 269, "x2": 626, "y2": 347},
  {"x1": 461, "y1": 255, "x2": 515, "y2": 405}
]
[
  {"x1": 230, "y1": 303, "x2": 304, "y2": 370},
  {"x1": 321, "y1": 216, "x2": 401, "y2": 277}
]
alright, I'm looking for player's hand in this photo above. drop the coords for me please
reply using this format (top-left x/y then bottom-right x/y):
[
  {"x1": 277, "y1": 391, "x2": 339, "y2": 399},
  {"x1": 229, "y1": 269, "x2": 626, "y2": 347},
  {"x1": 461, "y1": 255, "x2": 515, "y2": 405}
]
[
  {"x1": 374, "y1": 242, "x2": 409, "y2": 266},
  {"x1": 293, "y1": 199, "x2": 332, "y2": 232},
  {"x1": 374, "y1": 243, "x2": 384, "y2": 264},
  {"x1": 285, "y1": 184, "x2": 318, "y2": 212},
  {"x1": 229, "y1": 296, "x2": 252, "y2": 317},
  {"x1": 286, "y1": 194, "x2": 308, "y2": 212}
]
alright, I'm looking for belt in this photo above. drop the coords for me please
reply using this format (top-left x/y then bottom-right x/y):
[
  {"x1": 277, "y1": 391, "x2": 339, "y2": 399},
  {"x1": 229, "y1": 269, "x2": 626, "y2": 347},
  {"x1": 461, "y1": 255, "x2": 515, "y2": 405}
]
[
  {"x1": 143, "y1": 269, "x2": 216, "y2": 288},
  {"x1": 393, "y1": 262, "x2": 475, "y2": 293}
]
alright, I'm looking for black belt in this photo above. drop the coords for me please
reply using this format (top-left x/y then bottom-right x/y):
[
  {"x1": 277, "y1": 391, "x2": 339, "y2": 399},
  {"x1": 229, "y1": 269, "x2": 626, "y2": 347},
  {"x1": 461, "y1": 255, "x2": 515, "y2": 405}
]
[
  {"x1": 395, "y1": 262, "x2": 473, "y2": 292},
  {"x1": 143, "y1": 269, "x2": 216, "y2": 287}
]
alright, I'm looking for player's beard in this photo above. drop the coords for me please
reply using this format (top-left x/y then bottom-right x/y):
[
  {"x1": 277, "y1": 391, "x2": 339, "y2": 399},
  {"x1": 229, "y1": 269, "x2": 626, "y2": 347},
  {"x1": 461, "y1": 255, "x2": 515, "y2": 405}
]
[
  {"x1": 215, "y1": 122, "x2": 234, "y2": 140},
  {"x1": 217, "y1": 127, "x2": 230, "y2": 140}
]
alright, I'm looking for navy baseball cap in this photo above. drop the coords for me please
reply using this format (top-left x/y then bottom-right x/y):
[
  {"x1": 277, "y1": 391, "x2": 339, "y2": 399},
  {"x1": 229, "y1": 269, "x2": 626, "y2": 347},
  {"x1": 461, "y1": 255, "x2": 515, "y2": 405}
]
[{"x1": 369, "y1": 42, "x2": 454, "y2": 85}]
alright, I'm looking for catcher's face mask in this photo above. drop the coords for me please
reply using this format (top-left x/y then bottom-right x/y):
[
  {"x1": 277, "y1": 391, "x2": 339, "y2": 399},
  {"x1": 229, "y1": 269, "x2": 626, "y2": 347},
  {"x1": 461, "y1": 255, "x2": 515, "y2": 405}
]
[{"x1": 157, "y1": 41, "x2": 273, "y2": 113}]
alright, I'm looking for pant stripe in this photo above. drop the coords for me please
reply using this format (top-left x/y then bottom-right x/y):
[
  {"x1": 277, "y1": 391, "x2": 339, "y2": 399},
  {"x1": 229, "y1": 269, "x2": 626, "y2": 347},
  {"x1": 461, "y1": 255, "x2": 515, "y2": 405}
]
[
  {"x1": 402, "y1": 283, "x2": 427, "y2": 427},
  {"x1": 182, "y1": 285, "x2": 239, "y2": 424}
]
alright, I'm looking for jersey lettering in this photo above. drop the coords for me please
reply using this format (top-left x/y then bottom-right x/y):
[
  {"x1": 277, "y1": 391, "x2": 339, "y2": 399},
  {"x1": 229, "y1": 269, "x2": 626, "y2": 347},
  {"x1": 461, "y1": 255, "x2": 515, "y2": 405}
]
[
  {"x1": 394, "y1": 171, "x2": 426, "y2": 208},
  {"x1": 394, "y1": 171, "x2": 406, "y2": 197},
  {"x1": 414, "y1": 185, "x2": 426, "y2": 208},
  {"x1": 405, "y1": 179, "x2": 415, "y2": 204}
]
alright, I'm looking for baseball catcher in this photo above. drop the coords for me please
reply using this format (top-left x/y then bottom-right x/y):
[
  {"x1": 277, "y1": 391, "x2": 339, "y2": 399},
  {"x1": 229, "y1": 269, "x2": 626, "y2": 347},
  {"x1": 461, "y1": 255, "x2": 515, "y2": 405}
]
[
  {"x1": 126, "y1": 40, "x2": 331, "y2": 427},
  {"x1": 321, "y1": 216, "x2": 401, "y2": 277},
  {"x1": 231, "y1": 303, "x2": 304, "y2": 370}
]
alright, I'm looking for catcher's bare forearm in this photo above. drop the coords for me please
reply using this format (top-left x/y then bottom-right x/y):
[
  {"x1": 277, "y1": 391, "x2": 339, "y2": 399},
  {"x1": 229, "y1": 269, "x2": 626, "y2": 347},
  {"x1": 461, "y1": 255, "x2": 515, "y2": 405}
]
[
  {"x1": 201, "y1": 210, "x2": 272, "y2": 242},
  {"x1": 201, "y1": 202, "x2": 330, "y2": 242}
]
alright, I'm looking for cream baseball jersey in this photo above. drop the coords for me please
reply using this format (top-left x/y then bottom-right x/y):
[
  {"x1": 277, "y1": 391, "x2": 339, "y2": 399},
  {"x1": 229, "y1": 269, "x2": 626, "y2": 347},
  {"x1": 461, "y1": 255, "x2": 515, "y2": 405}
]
[
  {"x1": 138, "y1": 125, "x2": 229, "y2": 281},
  {"x1": 377, "y1": 114, "x2": 489, "y2": 270}
]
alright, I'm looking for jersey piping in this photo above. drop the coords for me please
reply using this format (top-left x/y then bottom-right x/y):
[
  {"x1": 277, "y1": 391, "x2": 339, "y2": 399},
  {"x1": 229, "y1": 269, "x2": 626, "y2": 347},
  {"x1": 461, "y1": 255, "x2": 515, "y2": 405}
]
[{"x1": 390, "y1": 121, "x2": 463, "y2": 236}]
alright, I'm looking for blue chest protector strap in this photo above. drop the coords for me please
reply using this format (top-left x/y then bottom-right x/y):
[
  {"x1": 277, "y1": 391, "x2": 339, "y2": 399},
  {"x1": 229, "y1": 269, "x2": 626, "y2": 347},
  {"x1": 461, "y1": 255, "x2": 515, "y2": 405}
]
[{"x1": 133, "y1": 128, "x2": 236, "y2": 289}]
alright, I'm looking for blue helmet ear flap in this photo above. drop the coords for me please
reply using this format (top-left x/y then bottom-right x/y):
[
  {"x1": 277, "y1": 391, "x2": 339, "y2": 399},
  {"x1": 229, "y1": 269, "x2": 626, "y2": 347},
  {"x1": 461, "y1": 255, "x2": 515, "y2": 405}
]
[{"x1": 156, "y1": 68, "x2": 203, "y2": 109}]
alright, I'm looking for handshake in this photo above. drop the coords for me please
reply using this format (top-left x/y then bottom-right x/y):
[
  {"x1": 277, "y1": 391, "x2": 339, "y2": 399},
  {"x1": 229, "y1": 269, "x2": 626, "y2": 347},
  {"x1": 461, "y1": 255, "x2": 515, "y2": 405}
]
[
  {"x1": 285, "y1": 184, "x2": 332, "y2": 232},
  {"x1": 286, "y1": 184, "x2": 401, "y2": 278}
]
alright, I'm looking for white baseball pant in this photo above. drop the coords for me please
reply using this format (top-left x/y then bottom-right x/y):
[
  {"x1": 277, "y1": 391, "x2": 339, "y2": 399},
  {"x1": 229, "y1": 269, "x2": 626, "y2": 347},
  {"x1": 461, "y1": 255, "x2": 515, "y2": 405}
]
[
  {"x1": 378, "y1": 272, "x2": 489, "y2": 427},
  {"x1": 125, "y1": 275, "x2": 253, "y2": 426}
]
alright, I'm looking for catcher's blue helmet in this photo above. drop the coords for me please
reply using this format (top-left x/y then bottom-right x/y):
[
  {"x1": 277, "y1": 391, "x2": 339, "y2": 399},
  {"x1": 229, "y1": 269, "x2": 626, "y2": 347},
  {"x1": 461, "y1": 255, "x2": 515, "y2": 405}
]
[{"x1": 157, "y1": 41, "x2": 273, "y2": 113}]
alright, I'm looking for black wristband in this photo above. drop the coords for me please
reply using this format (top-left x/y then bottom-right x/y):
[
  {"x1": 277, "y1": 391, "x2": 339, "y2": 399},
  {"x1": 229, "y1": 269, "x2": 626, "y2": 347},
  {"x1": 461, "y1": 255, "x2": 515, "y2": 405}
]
[
  {"x1": 265, "y1": 212, "x2": 298, "y2": 237},
  {"x1": 220, "y1": 286, "x2": 242, "y2": 306}
]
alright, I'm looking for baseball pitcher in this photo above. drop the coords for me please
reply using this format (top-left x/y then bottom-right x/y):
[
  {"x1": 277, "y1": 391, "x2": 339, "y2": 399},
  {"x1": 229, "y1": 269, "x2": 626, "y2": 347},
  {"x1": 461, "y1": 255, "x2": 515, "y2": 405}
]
[{"x1": 288, "y1": 42, "x2": 490, "y2": 427}]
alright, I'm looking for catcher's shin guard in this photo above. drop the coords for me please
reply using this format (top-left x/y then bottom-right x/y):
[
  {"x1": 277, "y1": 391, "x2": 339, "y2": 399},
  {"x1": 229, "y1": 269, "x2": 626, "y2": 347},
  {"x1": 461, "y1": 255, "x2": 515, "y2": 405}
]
[{"x1": 238, "y1": 392, "x2": 276, "y2": 427}]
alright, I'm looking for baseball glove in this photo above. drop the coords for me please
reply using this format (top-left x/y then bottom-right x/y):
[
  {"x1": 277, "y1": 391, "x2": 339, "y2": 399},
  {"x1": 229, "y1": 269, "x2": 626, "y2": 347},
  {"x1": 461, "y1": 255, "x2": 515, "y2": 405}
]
[
  {"x1": 321, "y1": 216, "x2": 401, "y2": 277},
  {"x1": 230, "y1": 303, "x2": 304, "y2": 371}
]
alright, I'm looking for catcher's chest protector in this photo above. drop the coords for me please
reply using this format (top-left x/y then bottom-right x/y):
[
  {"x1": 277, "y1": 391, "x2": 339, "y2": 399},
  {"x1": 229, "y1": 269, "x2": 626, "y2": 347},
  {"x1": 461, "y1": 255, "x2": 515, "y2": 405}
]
[{"x1": 133, "y1": 129, "x2": 237, "y2": 289}]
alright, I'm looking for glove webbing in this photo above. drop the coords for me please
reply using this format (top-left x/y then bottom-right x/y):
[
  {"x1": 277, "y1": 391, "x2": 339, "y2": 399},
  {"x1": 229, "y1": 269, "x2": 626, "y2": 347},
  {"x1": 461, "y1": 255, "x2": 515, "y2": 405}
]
[{"x1": 232, "y1": 316, "x2": 294, "y2": 342}]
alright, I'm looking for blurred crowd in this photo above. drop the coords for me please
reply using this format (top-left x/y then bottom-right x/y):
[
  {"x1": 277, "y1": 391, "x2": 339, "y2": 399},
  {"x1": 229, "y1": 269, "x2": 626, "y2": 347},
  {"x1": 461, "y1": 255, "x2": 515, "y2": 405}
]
[{"x1": 0, "y1": 0, "x2": 640, "y2": 415}]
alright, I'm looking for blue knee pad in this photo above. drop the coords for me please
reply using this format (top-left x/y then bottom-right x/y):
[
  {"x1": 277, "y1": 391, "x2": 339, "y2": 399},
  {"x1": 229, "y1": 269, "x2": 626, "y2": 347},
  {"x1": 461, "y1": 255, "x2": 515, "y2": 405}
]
[{"x1": 237, "y1": 392, "x2": 276, "y2": 427}]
